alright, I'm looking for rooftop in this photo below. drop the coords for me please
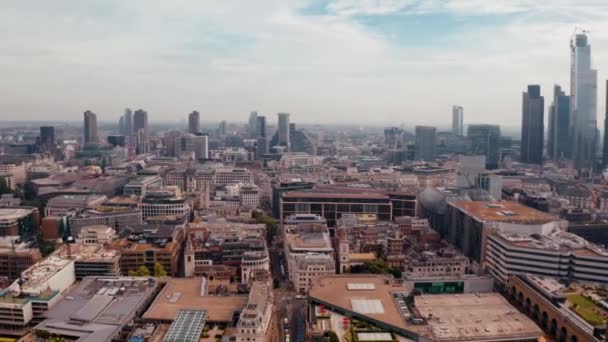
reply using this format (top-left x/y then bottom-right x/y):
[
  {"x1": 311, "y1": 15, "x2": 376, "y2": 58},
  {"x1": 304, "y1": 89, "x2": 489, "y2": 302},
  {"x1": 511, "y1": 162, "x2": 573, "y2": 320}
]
[
  {"x1": 415, "y1": 293, "x2": 542, "y2": 341},
  {"x1": 20, "y1": 256, "x2": 73, "y2": 295},
  {"x1": 0, "y1": 208, "x2": 34, "y2": 221},
  {"x1": 143, "y1": 278, "x2": 248, "y2": 323},
  {"x1": 53, "y1": 243, "x2": 120, "y2": 263},
  {"x1": 450, "y1": 200, "x2": 560, "y2": 224},
  {"x1": 493, "y1": 230, "x2": 608, "y2": 257}
]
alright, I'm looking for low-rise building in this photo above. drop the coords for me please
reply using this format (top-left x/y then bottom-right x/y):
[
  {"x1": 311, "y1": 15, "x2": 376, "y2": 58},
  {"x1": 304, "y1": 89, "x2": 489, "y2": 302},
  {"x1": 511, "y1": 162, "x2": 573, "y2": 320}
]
[
  {"x1": 0, "y1": 237, "x2": 42, "y2": 282},
  {"x1": 235, "y1": 280, "x2": 275, "y2": 342},
  {"x1": 68, "y1": 206, "x2": 142, "y2": 237},
  {"x1": 486, "y1": 230, "x2": 608, "y2": 286},
  {"x1": 112, "y1": 224, "x2": 184, "y2": 276},
  {"x1": 53, "y1": 243, "x2": 121, "y2": 279},
  {"x1": 0, "y1": 207, "x2": 39, "y2": 239},
  {"x1": 0, "y1": 162, "x2": 27, "y2": 190},
  {"x1": 45, "y1": 194, "x2": 107, "y2": 217},
  {"x1": 123, "y1": 175, "x2": 162, "y2": 196},
  {"x1": 76, "y1": 224, "x2": 116, "y2": 244},
  {"x1": 32, "y1": 277, "x2": 158, "y2": 342},
  {"x1": 292, "y1": 253, "x2": 335, "y2": 293},
  {"x1": 284, "y1": 223, "x2": 334, "y2": 285},
  {"x1": 138, "y1": 187, "x2": 191, "y2": 221}
]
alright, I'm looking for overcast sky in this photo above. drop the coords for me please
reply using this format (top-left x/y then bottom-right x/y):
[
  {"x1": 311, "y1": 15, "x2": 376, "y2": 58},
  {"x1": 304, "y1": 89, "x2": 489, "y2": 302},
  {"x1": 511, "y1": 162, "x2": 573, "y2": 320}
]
[{"x1": 1, "y1": 0, "x2": 608, "y2": 127}]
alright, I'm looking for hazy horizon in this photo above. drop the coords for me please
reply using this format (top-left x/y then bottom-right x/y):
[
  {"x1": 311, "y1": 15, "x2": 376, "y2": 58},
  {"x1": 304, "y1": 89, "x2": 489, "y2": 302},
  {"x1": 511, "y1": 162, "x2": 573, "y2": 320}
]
[{"x1": 2, "y1": 1, "x2": 608, "y2": 126}]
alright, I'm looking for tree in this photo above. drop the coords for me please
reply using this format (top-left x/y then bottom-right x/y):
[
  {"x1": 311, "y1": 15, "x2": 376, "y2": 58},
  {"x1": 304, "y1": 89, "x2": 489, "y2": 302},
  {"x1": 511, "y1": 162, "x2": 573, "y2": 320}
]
[
  {"x1": 154, "y1": 262, "x2": 168, "y2": 277},
  {"x1": 128, "y1": 265, "x2": 151, "y2": 277},
  {"x1": 273, "y1": 278, "x2": 280, "y2": 289},
  {"x1": 256, "y1": 213, "x2": 278, "y2": 244},
  {"x1": 326, "y1": 331, "x2": 339, "y2": 342},
  {"x1": 0, "y1": 177, "x2": 11, "y2": 195},
  {"x1": 37, "y1": 233, "x2": 55, "y2": 257}
]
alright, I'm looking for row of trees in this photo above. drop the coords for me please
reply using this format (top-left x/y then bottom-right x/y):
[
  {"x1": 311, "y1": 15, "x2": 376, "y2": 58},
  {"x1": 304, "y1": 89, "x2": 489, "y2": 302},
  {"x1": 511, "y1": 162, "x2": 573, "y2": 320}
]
[{"x1": 127, "y1": 263, "x2": 168, "y2": 277}]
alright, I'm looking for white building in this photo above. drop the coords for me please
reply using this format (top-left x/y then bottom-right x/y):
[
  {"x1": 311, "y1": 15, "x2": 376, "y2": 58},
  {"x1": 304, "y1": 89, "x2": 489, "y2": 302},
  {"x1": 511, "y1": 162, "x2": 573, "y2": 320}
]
[
  {"x1": 76, "y1": 225, "x2": 116, "y2": 244},
  {"x1": 235, "y1": 281, "x2": 274, "y2": 342},
  {"x1": 0, "y1": 162, "x2": 27, "y2": 190},
  {"x1": 292, "y1": 253, "x2": 335, "y2": 293},
  {"x1": 486, "y1": 230, "x2": 608, "y2": 287}
]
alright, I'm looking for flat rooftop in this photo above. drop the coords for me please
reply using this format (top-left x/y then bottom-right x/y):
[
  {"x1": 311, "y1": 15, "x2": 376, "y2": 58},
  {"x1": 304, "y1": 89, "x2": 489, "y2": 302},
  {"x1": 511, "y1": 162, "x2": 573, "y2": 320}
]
[
  {"x1": 415, "y1": 293, "x2": 542, "y2": 341},
  {"x1": 53, "y1": 243, "x2": 120, "y2": 262},
  {"x1": 20, "y1": 256, "x2": 73, "y2": 294},
  {"x1": 0, "y1": 208, "x2": 33, "y2": 221},
  {"x1": 283, "y1": 191, "x2": 389, "y2": 200},
  {"x1": 143, "y1": 278, "x2": 248, "y2": 323},
  {"x1": 450, "y1": 200, "x2": 560, "y2": 224},
  {"x1": 494, "y1": 230, "x2": 608, "y2": 257},
  {"x1": 309, "y1": 275, "x2": 430, "y2": 336}
]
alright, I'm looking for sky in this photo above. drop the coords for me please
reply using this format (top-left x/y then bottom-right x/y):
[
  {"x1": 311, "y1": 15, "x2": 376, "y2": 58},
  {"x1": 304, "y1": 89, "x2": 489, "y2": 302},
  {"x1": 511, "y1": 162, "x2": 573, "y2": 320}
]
[{"x1": 1, "y1": 0, "x2": 608, "y2": 127}]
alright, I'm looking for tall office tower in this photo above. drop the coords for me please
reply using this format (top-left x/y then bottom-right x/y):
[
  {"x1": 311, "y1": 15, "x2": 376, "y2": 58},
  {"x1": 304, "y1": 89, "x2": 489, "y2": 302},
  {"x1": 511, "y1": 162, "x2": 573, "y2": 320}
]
[
  {"x1": 452, "y1": 106, "x2": 464, "y2": 136},
  {"x1": 133, "y1": 109, "x2": 149, "y2": 154},
  {"x1": 248, "y1": 111, "x2": 258, "y2": 137},
  {"x1": 123, "y1": 108, "x2": 133, "y2": 135},
  {"x1": 548, "y1": 85, "x2": 571, "y2": 160},
  {"x1": 256, "y1": 116, "x2": 268, "y2": 159},
  {"x1": 188, "y1": 111, "x2": 200, "y2": 134},
  {"x1": 39, "y1": 126, "x2": 55, "y2": 152},
  {"x1": 118, "y1": 116, "x2": 125, "y2": 135},
  {"x1": 277, "y1": 113, "x2": 290, "y2": 150},
  {"x1": 603, "y1": 81, "x2": 608, "y2": 168},
  {"x1": 384, "y1": 127, "x2": 402, "y2": 148},
  {"x1": 218, "y1": 120, "x2": 227, "y2": 136},
  {"x1": 256, "y1": 116, "x2": 267, "y2": 138},
  {"x1": 520, "y1": 85, "x2": 544, "y2": 164},
  {"x1": 468, "y1": 124, "x2": 501, "y2": 169},
  {"x1": 570, "y1": 32, "x2": 598, "y2": 170},
  {"x1": 83, "y1": 110, "x2": 98, "y2": 144},
  {"x1": 414, "y1": 126, "x2": 437, "y2": 162}
]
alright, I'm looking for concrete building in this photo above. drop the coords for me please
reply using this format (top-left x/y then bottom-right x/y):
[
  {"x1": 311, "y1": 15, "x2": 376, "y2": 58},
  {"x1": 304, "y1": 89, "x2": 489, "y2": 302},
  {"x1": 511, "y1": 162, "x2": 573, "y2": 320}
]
[
  {"x1": 570, "y1": 32, "x2": 598, "y2": 170},
  {"x1": 235, "y1": 280, "x2": 275, "y2": 342},
  {"x1": 133, "y1": 109, "x2": 149, "y2": 154},
  {"x1": 415, "y1": 125, "x2": 436, "y2": 162},
  {"x1": 112, "y1": 224, "x2": 184, "y2": 276},
  {"x1": 486, "y1": 230, "x2": 608, "y2": 286},
  {"x1": 455, "y1": 154, "x2": 486, "y2": 187},
  {"x1": 188, "y1": 110, "x2": 200, "y2": 134},
  {"x1": 0, "y1": 207, "x2": 39, "y2": 238},
  {"x1": 284, "y1": 223, "x2": 334, "y2": 290},
  {"x1": 0, "y1": 256, "x2": 76, "y2": 336},
  {"x1": 0, "y1": 162, "x2": 27, "y2": 190},
  {"x1": 39, "y1": 126, "x2": 55, "y2": 153},
  {"x1": 292, "y1": 253, "x2": 335, "y2": 293},
  {"x1": 521, "y1": 85, "x2": 545, "y2": 164},
  {"x1": 53, "y1": 243, "x2": 121, "y2": 279},
  {"x1": 468, "y1": 124, "x2": 501, "y2": 169},
  {"x1": 124, "y1": 175, "x2": 162, "y2": 196},
  {"x1": 68, "y1": 207, "x2": 142, "y2": 237},
  {"x1": 138, "y1": 187, "x2": 191, "y2": 220},
  {"x1": 277, "y1": 112, "x2": 290, "y2": 150},
  {"x1": 175, "y1": 134, "x2": 209, "y2": 160},
  {"x1": 45, "y1": 194, "x2": 108, "y2": 217},
  {"x1": 506, "y1": 274, "x2": 606, "y2": 341},
  {"x1": 549, "y1": 85, "x2": 571, "y2": 160},
  {"x1": 76, "y1": 224, "x2": 116, "y2": 244},
  {"x1": 0, "y1": 237, "x2": 42, "y2": 282},
  {"x1": 452, "y1": 105, "x2": 463, "y2": 136},
  {"x1": 83, "y1": 110, "x2": 98, "y2": 144},
  {"x1": 32, "y1": 277, "x2": 158, "y2": 342}
]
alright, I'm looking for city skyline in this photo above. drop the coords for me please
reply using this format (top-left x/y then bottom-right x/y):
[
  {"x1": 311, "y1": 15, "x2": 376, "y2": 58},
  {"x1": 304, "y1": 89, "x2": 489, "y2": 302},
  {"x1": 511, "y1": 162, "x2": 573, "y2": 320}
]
[{"x1": 1, "y1": 1, "x2": 608, "y2": 125}]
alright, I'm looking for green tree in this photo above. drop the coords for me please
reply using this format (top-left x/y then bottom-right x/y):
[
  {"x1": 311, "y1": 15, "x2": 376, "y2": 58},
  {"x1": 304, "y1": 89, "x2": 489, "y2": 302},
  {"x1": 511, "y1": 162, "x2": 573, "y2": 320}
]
[
  {"x1": 256, "y1": 213, "x2": 278, "y2": 244},
  {"x1": 128, "y1": 265, "x2": 151, "y2": 277},
  {"x1": 154, "y1": 262, "x2": 168, "y2": 277},
  {"x1": 0, "y1": 177, "x2": 11, "y2": 195},
  {"x1": 326, "y1": 331, "x2": 339, "y2": 342},
  {"x1": 273, "y1": 278, "x2": 280, "y2": 289}
]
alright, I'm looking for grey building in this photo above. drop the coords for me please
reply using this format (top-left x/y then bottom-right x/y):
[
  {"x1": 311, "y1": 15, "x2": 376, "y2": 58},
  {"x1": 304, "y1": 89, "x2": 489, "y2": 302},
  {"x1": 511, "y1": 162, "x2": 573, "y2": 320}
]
[
  {"x1": 188, "y1": 111, "x2": 200, "y2": 134},
  {"x1": 248, "y1": 111, "x2": 258, "y2": 137},
  {"x1": 520, "y1": 85, "x2": 544, "y2": 164},
  {"x1": 570, "y1": 32, "x2": 598, "y2": 170},
  {"x1": 83, "y1": 110, "x2": 98, "y2": 144},
  {"x1": 603, "y1": 80, "x2": 608, "y2": 168},
  {"x1": 452, "y1": 105, "x2": 464, "y2": 136},
  {"x1": 548, "y1": 85, "x2": 571, "y2": 160},
  {"x1": 277, "y1": 112, "x2": 290, "y2": 150},
  {"x1": 468, "y1": 124, "x2": 501, "y2": 169},
  {"x1": 123, "y1": 108, "x2": 132, "y2": 135},
  {"x1": 39, "y1": 126, "x2": 55, "y2": 152},
  {"x1": 415, "y1": 125, "x2": 436, "y2": 162},
  {"x1": 133, "y1": 109, "x2": 149, "y2": 154}
]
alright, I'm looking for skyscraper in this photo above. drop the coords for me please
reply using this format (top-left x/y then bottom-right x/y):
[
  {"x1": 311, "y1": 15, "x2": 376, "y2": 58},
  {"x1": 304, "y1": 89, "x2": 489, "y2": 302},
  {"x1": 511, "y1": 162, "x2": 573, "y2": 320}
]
[
  {"x1": 415, "y1": 126, "x2": 436, "y2": 162},
  {"x1": 603, "y1": 80, "x2": 608, "y2": 168},
  {"x1": 452, "y1": 106, "x2": 464, "y2": 136},
  {"x1": 218, "y1": 120, "x2": 227, "y2": 136},
  {"x1": 83, "y1": 110, "x2": 98, "y2": 144},
  {"x1": 188, "y1": 111, "x2": 200, "y2": 134},
  {"x1": 468, "y1": 124, "x2": 501, "y2": 169},
  {"x1": 133, "y1": 109, "x2": 149, "y2": 154},
  {"x1": 256, "y1": 116, "x2": 268, "y2": 159},
  {"x1": 124, "y1": 108, "x2": 132, "y2": 135},
  {"x1": 520, "y1": 85, "x2": 544, "y2": 164},
  {"x1": 570, "y1": 32, "x2": 598, "y2": 170},
  {"x1": 277, "y1": 113, "x2": 290, "y2": 150},
  {"x1": 248, "y1": 111, "x2": 258, "y2": 138},
  {"x1": 548, "y1": 85, "x2": 571, "y2": 161},
  {"x1": 256, "y1": 116, "x2": 267, "y2": 138},
  {"x1": 39, "y1": 126, "x2": 55, "y2": 152}
]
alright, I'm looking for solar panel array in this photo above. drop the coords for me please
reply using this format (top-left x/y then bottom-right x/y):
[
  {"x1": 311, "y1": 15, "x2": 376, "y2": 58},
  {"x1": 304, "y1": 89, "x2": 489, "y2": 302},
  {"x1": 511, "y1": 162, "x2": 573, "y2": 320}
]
[{"x1": 163, "y1": 309, "x2": 207, "y2": 342}]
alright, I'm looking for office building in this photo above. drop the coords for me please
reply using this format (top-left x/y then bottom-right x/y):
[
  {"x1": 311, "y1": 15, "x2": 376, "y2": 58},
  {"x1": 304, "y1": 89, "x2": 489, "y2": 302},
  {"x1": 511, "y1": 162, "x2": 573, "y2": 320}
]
[
  {"x1": 76, "y1": 225, "x2": 116, "y2": 244},
  {"x1": 414, "y1": 126, "x2": 436, "y2": 162},
  {"x1": 521, "y1": 85, "x2": 544, "y2": 164},
  {"x1": 248, "y1": 111, "x2": 258, "y2": 137},
  {"x1": 112, "y1": 224, "x2": 184, "y2": 276},
  {"x1": 123, "y1": 108, "x2": 133, "y2": 135},
  {"x1": 452, "y1": 105, "x2": 463, "y2": 136},
  {"x1": 468, "y1": 124, "x2": 501, "y2": 169},
  {"x1": 570, "y1": 32, "x2": 598, "y2": 170},
  {"x1": 218, "y1": 120, "x2": 227, "y2": 136},
  {"x1": 384, "y1": 127, "x2": 403, "y2": 148},
  {"x1": 83, "y1": 110, "x2": 98, "y2": 144},
  {"x1": 235, "y1": 280, "x2": 274, "y2": 342},
  {"x1": 0, "y1": 162, "x2": 27, "y2": 190},
  {"x1": 486, "y1": 230, "x2": 608, "y2": 287},
  {"x1": 39, "y1": 126, "x2": 55, "y2": 152},
  {"x1": 53, "y1": 243, "x2": 121, "y2": 279},
  {"x1": 548, "y1": 85, "x2": 571, "y2": 160},
  {"x1": 174, "y1": 133, "x2": 208, "y2": 160},
  {"x1": 45, "y1": 194, "x2": 108, "y2": 217},
  {"x1": 138, "y1": 187, "x2": 191, "y2": 221},
  {"x1": 277, "y1": 112, "x2": 290, "y2": 150},
  {"x1": 0, "y1": 207, "x2": 40, "y2": 239},
  {"x1": 133, "y1": 109, "x2": 149, "y2": 154},
  {"x1": 32, "y1": 277, "x2": 158, "y2": 342},
  {"x1": 603, "y1": 80, "x2": 608, "y2": 167},
  {"x1": 0, "y1": 237, "x2": 42, "y2": 282},
  {"x1": 68, "y1": 207, "x2": 142, "y2": 237},
  {"x1": 188, "y1": 110, "x2": 200, "y2": 134}
]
